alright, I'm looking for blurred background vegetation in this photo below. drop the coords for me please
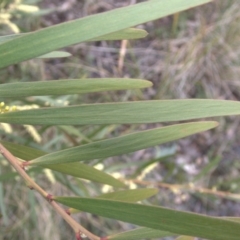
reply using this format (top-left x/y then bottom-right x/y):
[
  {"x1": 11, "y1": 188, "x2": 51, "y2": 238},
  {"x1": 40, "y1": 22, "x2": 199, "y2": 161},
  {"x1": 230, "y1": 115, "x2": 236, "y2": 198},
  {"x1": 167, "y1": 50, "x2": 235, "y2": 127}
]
[{"x1": 1, "y1": 0, "x2": 240, "y2": 239}]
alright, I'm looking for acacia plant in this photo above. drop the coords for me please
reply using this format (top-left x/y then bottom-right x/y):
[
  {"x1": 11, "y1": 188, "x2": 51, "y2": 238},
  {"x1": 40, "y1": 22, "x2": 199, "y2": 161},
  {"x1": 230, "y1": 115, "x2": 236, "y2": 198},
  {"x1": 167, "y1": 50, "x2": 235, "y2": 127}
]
[{"x1": 1, "y1": 0, "x2": 240, "y2": 239}]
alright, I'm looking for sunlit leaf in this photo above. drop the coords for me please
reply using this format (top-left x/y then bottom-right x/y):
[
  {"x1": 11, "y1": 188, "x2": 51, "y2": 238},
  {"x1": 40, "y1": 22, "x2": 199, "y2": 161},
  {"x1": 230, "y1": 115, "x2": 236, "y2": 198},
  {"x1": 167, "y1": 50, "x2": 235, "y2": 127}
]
[
  {"x1": 0, "y1": 34, "x2": 71, "y2": 59},
  {"x1": 0, "y1": 79, "x2": 152, "y2": 98},
  {"x1": 0, "y1": 100, "x2": 238, "y2": 125},
  {"x1": 175, "y1": 236, "x2": 195, "y2": 240},
  {"x1": 0, "y1": 28, "x2": 146, "y2": 60},
  {"x1": 28, "y1": 122, "x2": 218, "y2": 165},
  {"x1": 0, "y1": 28, "x2": 147, "y2": 44},
  {"x1": 222, "y1": 217, "x2": 240, "y2": 223},
  {"x1": 55, "y1": 197, "x2": 240, "y2": 240},
  {"x1": 37, "y1": 51, "x2": 71, "y2": 58},
  {"x1": 91, "y1": 28, "x2": 148, "y2": 41},
  {"x1": 0, "y1": 0, "x2": 211, "y2": 68}
]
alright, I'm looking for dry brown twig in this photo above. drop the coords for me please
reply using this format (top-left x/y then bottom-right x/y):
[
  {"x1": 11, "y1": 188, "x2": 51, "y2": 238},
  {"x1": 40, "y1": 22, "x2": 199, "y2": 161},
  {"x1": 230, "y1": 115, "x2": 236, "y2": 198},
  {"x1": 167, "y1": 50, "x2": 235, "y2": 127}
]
[
  {"x1": 0, "y1": 143, "x2": 101, "y2": 240},
  {"x1": 127, "y1": 178, "x2": 240, "y2": 201}
]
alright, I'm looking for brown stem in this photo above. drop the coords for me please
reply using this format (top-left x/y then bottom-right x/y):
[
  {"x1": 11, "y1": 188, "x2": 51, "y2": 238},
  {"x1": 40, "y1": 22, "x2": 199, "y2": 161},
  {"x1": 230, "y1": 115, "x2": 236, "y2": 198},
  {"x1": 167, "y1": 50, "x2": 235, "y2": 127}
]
[
  {"x1": 0, "y1": 143, "x2": 100, "y2": 240},
  {"x1": 0, "y1": 144, "x2": 48, "y2": 197},
  {"x1": 126, "y1": 178, "x2": 240, "y2": 200}
]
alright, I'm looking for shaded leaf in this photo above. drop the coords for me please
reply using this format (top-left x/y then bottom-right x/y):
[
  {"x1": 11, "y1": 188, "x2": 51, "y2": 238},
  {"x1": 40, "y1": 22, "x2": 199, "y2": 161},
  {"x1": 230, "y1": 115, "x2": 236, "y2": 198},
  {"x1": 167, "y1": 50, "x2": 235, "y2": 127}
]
[
  {"x1": 0, "y1": 100, "x2": 238, "y2": 125},
  {"x1": 28, "y1": 122, "x2": 218, "y2": 165},
  {"x1": 0, "y1": 140, "x2": 44, "y2": 160},
  {"x1": 0, "y1": 167, "x2": 42, "y2": 182},
  {"x1": 55, "y1": 197, "x2": 240, "y2": 240},
  {"x1": 59, "y1": 125, "x2": 92, "y2": 143},
  {"x1": 0, "y1": 79, "x2": 152, "y2": 98},
  {"x1": 0, "y1": 169, "x2": 9, "y2": 225},
  {"x1": 47, "y1": 163, "x2": 125, "y2": 188},
  {"x1": 98, "y1": 188, "x2": 158, "y2": 201},
  {"x1": 0, "y1": 141, "x2": 124, "y2": 187},
  {"x1": 0, "y1": 0, "x2": 211, "y2": 68},
  {"x1": 70, "y1": 188, "x2": 158, "y2": 214},
  {"x1": 193, "y1": 155, "x2": 221, "y2": 181},
  {"x1": 0, "y1": 172, "x2": 18, "y2": 182},
  {"x1": 108, "y1": 227, "x2": 175, "y2": 240},
  {"x1": 134, "y1": 150, "x2": 175, "y2": 177}
]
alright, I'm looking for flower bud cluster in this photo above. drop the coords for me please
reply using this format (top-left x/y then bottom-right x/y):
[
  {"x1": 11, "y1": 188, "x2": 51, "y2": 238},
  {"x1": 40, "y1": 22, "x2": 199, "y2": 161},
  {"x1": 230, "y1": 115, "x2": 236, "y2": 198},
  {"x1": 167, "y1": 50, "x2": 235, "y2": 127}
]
[{"x1": 0, "y1": 102, "x2": 17, "y2": 114}]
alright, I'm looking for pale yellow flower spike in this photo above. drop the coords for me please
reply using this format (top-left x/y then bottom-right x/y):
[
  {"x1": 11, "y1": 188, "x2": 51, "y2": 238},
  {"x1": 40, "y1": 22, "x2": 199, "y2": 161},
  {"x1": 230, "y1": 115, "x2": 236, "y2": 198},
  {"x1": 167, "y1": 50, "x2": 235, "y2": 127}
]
[
  {"x1": 0, "y1": 102, "x2": 18, "y2": 114},
  {"x1": 4, "y1": 106, "x2": 10, "y2": 112},
  {"x1": 0, "y1": 102, "x2": 5, "y2": 113},
  {"x1": 11, "y1": 106, "x2": 17, "y2": 111}
]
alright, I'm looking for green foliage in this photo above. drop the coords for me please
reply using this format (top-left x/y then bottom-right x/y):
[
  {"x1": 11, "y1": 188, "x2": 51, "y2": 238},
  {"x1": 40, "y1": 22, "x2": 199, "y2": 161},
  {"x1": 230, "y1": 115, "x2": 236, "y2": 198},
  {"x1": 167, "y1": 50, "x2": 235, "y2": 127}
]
[
  {"x1": 0, "y1": 0, "x2": 211, "y2": 67},
  {"x1": 2, "y1": 0, "x2": 240, "y2": 240},
  {"x1": 55, "y1": 197, "x2": 240, "y2": 240},
  {"x1": 0, "y1": 79, "x2": 152, "y2": 98},
  {"x1": 108, "y1": 227, "x2": 175, "y2": 240},
  {"x1": 0, "y1": 141, "x2": 125, "y2": 187},
  {"x1": 0, "y1": 100, "x2": 240, "y2": 125},
  {"x1": 28, "y1": 122, "x2": 217, "y2": 165}
]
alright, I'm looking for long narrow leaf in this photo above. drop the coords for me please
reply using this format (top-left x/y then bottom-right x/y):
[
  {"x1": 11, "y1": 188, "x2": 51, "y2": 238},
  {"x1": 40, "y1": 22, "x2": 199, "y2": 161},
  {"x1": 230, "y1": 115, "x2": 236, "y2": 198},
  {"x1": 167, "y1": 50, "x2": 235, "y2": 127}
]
[
  {"x1": 175, "y1": 236, "x2": 195, "y2": 240},
  {"x1": 91, "y1": 28, "x2": 148, "y2": 41},
  {"x1": 55, "y1": 197, "x2": 240, "y2": 240},
  {"x1": 37, "y1": 51, "x2": 71, "y2": 58},
  {"x1": 223, "y1": 217, "x2": 240, "y2": 223},
  {"x1": 0, "y1": 0, "x2": 211, "y2": 68},
  {"x1": 0, "y1": 28, "x2": 147, "y2": 44},
  {"x1": 28, "y1": 122, "x2": 218, "y2": 165},
  {"x1": 0, "y1": 141, "x2": 124, "y2": 187},
  {"x1": 0, "y1": 140, "x2": 44, "y2": 160},
  {"x1": 0, "y1": 100, "x2": 238, "y2": 125},
  {"x1": 0, "y1": 28, "x2": 146, "y2": 59},
  {"x1": 108, "y1": 227, "x2": 175, "y2": 240},
  {"x1": 0, "y1": 79, "x2": 152, "y2": 98},
  {"x1": 46, "y1": 163, "x2": 125, "y2": 188},
  {"x1": 70, "y1": 188, "x2": 158, "y2": 214}
]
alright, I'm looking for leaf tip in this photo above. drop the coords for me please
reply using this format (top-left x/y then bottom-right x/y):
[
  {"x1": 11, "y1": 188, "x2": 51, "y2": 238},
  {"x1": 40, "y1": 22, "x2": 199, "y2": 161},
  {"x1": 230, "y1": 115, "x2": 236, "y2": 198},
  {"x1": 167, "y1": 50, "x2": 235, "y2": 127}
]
[
  {"x1": 208, "y1": 121, "x2": 219, "y2": 128},
  {"x1": 141, "y1": 29, "x2": 148, "y2": 38}
]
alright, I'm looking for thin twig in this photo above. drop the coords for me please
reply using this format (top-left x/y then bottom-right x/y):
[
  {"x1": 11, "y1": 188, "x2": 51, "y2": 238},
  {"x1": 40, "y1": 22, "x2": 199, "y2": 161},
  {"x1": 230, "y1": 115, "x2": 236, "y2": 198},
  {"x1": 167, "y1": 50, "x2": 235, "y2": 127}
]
[
  {"x1": 0, "y1": 143, "x2": 100, "y2": 240},
  {"x1": 126, "y1": 178, "x2": 240, "y2": 200}
]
